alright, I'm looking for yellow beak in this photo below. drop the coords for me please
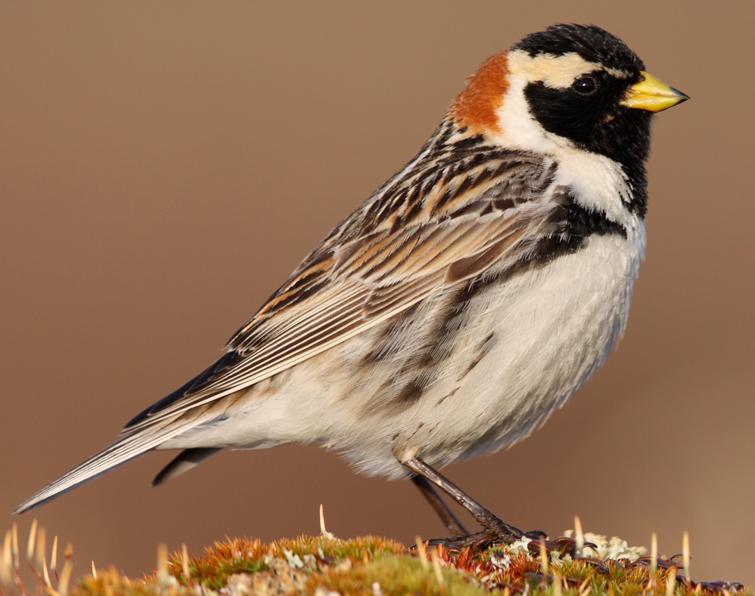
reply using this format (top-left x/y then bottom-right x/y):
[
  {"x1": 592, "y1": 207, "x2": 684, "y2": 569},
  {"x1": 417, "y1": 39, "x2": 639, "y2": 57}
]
[{"x1": 621, "y1": 71, "x2": 689, "y2": 112}]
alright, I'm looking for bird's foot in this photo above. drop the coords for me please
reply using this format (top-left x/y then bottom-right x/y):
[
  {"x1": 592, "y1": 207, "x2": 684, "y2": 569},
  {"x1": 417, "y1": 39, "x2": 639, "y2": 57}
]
[
  {"x1": 422, "y1": 526, "x2": 589, "y2": 558},
  {"x1": 423, "y1": 529, "x2": 515, "y2": 551},
  {"x1": 420, "y1": 520, "x2": 530, "y2": 551}
]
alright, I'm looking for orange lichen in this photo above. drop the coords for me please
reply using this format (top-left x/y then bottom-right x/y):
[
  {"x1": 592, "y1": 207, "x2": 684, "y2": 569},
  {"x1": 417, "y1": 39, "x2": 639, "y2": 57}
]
[{"x1": 451, "y1": 52, "x2": 509, "y2": 133}]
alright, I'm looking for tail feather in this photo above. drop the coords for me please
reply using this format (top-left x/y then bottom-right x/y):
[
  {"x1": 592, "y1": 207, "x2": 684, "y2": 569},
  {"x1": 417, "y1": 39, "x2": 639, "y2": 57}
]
[
  {"x1": 152, "y1": 447, "x2": 221, "y2": 487},
  {"x1": 15, "y1": 420, "x2": 189, "y2": 514}
]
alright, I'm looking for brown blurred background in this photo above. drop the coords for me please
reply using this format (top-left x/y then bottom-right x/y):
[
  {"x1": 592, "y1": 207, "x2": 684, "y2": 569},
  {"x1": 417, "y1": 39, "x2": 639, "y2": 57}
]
[{"x1": 1, "y1": 0, "x2": 753, "y2": 585}]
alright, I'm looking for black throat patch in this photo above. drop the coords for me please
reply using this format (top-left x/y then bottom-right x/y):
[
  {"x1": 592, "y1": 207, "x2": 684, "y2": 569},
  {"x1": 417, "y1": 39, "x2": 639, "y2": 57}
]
[{"x1": 531, "y1": 186, "x2": 628, "y2": 263}]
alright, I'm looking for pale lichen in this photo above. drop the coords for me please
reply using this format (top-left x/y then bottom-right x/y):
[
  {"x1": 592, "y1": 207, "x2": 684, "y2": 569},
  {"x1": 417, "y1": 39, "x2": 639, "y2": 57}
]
[{"x1": 564, "y1": 529, "x2": 647, "y2": 562}]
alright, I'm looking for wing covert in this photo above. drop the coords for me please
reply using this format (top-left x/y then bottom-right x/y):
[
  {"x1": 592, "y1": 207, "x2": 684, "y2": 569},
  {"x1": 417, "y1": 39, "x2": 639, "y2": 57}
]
[{"x1": 123, "y1": 148, "x2": 556, "y2": 432}]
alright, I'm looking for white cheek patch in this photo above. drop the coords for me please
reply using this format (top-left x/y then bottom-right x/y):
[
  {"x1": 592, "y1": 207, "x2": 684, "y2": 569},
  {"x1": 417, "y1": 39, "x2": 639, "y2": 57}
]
[
  {"x1": 493, "y1": 73, "x2": 561, "y2": 153},
  {"x1": 507, "y1": 50, "x2": 629, "y2": 88}
]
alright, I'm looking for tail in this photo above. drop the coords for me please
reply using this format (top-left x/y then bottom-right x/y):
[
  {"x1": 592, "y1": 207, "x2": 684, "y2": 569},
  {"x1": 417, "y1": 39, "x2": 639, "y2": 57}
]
[
  {"x1": 152, "y1": 447, "x2": 221, "y2": 487},
  {"x1": 15, "y1": 421, "x2": 189, "y2": 514}
]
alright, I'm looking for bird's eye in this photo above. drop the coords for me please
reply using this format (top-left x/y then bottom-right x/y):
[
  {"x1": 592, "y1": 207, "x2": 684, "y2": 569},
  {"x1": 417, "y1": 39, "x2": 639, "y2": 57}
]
[{"x1": 572, "y1": 75, "x2": 598, "y2": 95}]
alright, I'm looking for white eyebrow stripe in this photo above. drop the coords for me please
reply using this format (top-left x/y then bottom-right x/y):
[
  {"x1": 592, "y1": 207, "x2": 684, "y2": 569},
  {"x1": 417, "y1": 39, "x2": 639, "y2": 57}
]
[{"x1": 508, "y1": 50, "x2": 630, "y2": 88}]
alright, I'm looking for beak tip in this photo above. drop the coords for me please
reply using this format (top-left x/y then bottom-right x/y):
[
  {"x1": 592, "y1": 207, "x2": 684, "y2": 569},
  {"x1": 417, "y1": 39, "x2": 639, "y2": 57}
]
[{"x1": 671, "y1": 87, "x2": 690, "y2": 103}]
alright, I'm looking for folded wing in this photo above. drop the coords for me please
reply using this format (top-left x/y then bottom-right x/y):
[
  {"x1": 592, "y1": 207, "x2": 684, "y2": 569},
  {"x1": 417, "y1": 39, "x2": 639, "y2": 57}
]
[{"x1": 123, "y1": 152, "x2": 555, "y2": 433}]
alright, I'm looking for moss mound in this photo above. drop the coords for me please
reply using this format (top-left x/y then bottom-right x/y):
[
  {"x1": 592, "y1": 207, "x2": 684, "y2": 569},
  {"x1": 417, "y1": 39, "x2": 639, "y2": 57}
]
[
  {"x1": 1, "y1": 522, "x2": 748, "y2": 594},
  {"x1": 78, "y1": 533, "x2": 746, "y2": 595}
]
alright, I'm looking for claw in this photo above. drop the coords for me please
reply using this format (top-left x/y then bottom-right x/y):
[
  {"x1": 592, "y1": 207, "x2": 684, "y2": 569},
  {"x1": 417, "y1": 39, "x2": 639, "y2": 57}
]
[
  {"x1": 422, "y1": 526, "x2": 560, "y2": 554},
  {"x1": 425, "y1": 530, "x2": 498, "y2": 551},
  {"x1": 423, "y1": 527, "x2": 528, "y2": 552}
]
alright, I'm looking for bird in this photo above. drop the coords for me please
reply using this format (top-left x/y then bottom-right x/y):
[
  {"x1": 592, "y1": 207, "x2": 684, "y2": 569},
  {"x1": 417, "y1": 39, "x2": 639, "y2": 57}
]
[{"x1": 16, "y1": 24, "x2": 688, "y2": 543}]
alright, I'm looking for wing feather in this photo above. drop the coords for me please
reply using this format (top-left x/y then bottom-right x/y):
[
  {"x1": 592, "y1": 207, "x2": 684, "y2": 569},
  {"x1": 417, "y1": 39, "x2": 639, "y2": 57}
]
[{"x1": 122, "y1": 150, "x2": 554, "y2": 433}]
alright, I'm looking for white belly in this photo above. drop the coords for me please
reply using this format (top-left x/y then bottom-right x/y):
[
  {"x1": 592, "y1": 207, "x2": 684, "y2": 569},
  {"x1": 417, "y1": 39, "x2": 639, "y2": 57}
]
[
  {"x1": 334, "y1": 229, "x2": 645, "y2": 476},
  {"x1": 417, "y1": 231, "x2": 643, "y2": 459},
  {"x1": 168, "y1": 229, "x2": 644, "y2": 479}
]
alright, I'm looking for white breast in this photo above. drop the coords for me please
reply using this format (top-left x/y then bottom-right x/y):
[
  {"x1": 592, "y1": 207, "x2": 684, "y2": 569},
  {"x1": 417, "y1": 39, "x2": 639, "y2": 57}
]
[
  {"x1": 312, "y1": 226, "x2": 647, "y2": 478},
  {"x1": 432, "y1": 228, "x2": 645, "y2": 455}
]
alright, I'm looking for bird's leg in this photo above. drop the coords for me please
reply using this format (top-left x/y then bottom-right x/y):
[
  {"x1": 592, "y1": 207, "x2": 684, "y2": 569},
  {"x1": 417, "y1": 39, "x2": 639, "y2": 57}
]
[
  {"x1": 403, "y1": 456, "x2": 534, "y2": 546},
  {"x1": 411, "y1": 474, "x2": 469, "y2": 537}
]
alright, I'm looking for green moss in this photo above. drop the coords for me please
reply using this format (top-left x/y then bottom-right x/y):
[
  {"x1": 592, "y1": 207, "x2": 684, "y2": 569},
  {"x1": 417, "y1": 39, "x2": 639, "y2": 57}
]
[
  {"x1": 311, "y1": 553, "x2": 487, "y2": 595},
  {"x1": 193, "y1": 557, "x2": 267, "y2": 590},
  {"x1": 271, "y1": 534, "x2": 405, "y2": 561}
]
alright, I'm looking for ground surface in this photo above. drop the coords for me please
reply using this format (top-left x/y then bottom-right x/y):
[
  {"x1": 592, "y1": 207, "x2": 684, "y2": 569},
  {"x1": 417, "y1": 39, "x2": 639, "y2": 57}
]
[{"x1": 1, "y1": 522, "x2": 749, "y2": 595}]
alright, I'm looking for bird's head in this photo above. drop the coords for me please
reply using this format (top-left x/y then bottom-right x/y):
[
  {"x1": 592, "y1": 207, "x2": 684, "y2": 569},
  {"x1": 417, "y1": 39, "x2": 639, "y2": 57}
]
[{"x1": 451, "y1": 24, "x2": 688, "y2": 166}]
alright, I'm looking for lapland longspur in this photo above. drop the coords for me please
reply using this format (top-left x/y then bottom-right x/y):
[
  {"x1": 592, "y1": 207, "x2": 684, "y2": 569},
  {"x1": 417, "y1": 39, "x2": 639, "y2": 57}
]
[{"x1": 17, "y1": 24, "x2": 688, "y2": 543}]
